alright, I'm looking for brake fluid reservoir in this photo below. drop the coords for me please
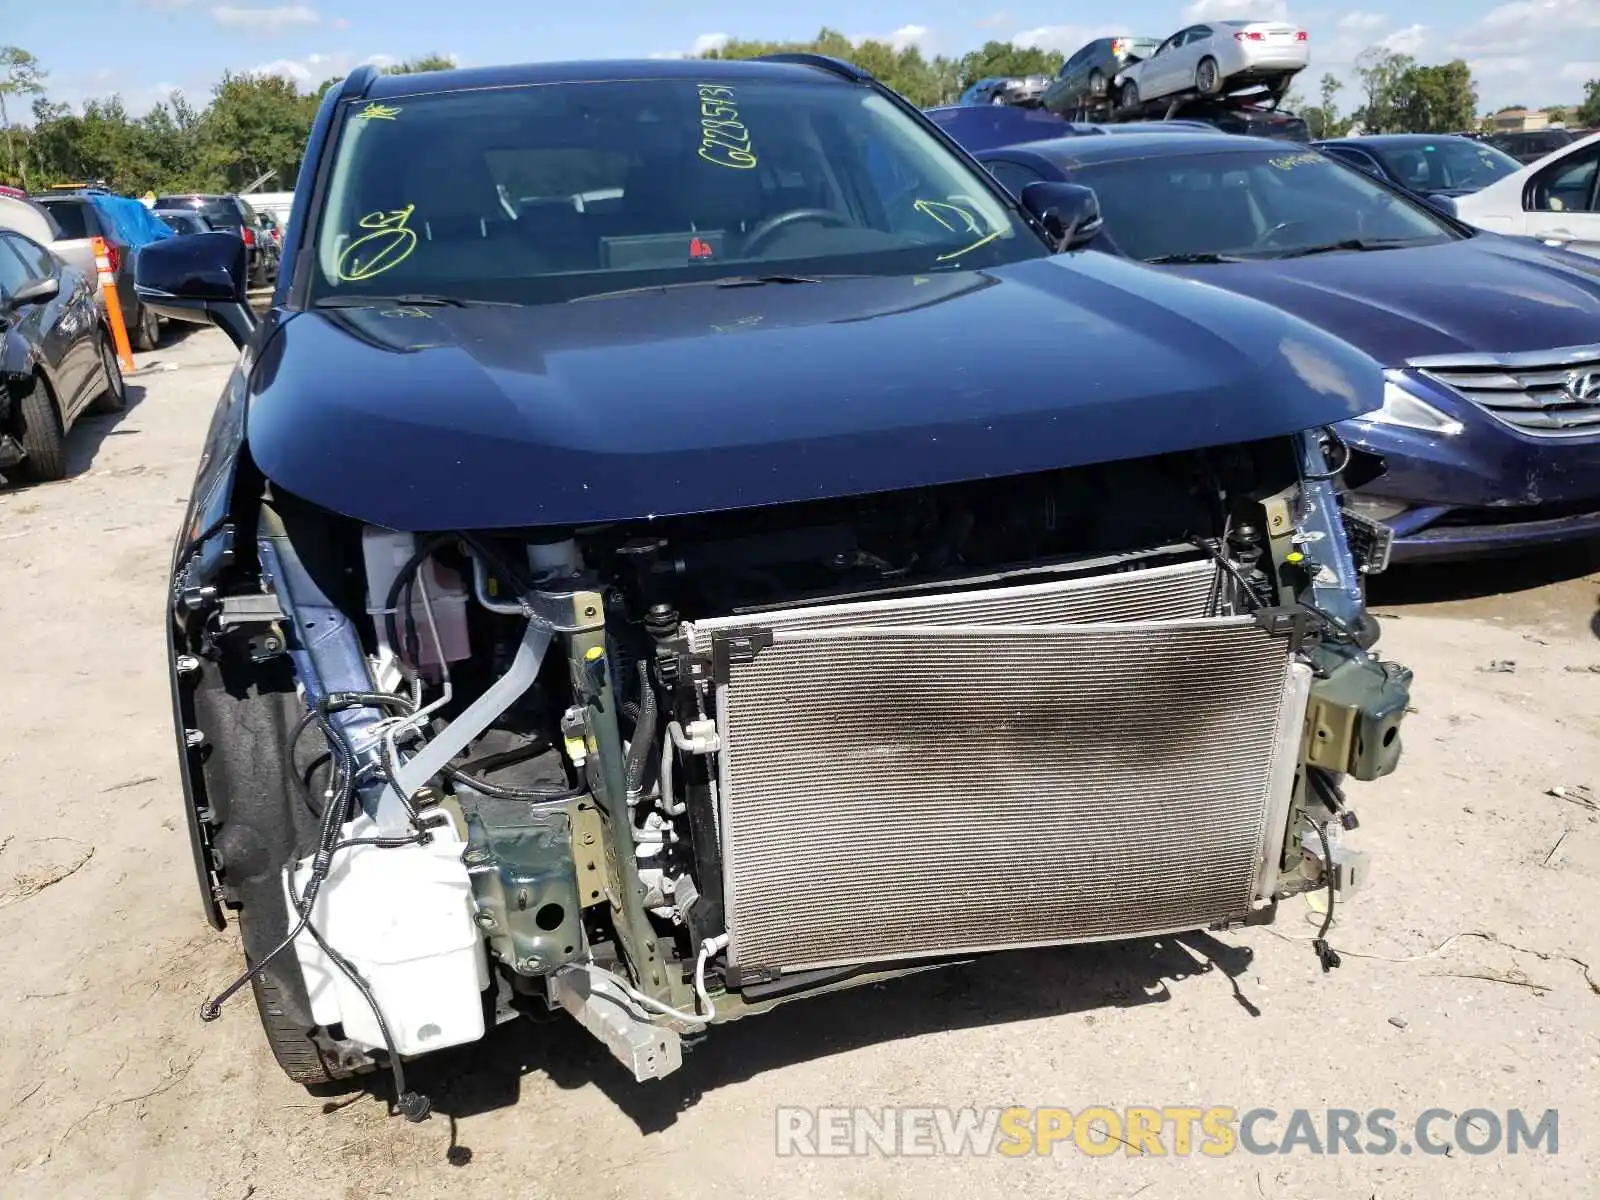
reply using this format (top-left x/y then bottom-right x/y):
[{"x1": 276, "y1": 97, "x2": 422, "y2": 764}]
[{"x1": 287, "y1": 828, "x2": 488, "y2": 1057}]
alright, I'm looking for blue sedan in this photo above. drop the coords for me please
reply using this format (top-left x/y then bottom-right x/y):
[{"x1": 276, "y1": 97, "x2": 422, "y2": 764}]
[{"x1": 972, "y1": 133, "x2": 1600, "y2": 562}]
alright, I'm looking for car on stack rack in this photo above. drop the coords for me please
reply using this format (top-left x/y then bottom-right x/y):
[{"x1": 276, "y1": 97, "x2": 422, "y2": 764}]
[
  {"x1": 1081, "y1": 101, "x2": 1309, "y2": 142},
  {"x1": 137, "y1": 53, "x2": 1407, "y2": 1115},
  {"x1": 1042, "y1": 36, "x2": 1162, "y2": 117},
  {"x1": 972, "y1": 131, "x2": 1600, "y2": 561},
  {"x1": 956, "y1": 74, "x2": 1053, "y2": 107},
  {"x1": 1116, "y1": 19, "x2": 1309, "y2": 111}
]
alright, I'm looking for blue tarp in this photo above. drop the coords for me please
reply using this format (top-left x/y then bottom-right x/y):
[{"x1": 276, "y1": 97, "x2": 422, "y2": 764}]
[{"x1": 85, "y1": 192, "x2": 173, "y2": 249}]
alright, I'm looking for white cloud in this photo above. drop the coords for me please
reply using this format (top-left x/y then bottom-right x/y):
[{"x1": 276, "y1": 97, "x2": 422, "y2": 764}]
[
  {"x1": 1337, "y1": 12, "x2": 1387, "y2": 33},
  {"x1": 1480, "y1": 0, "x2": 1600, "y2": 32},
  {"x1": 691, "y1": 32, "x2": 730, "y2": 56},
  {"x1": 1557, "y1": 59, "x2": 1600, "y2": 80},
  {"x1": 1183, "y1": 0, "x2": 1289, "y2": 21},
  {"x1": 1011, "y1": 25, "x2": 1099, "y2": 54},
  {"x1": 1469, "y1": 55, "x2": 1534, "y2": 76},
  {"x1": 889, "y1": 24, "x2": 931, "y2": 53},
  {"x1": 248, "y1": 49, "x2": 389, "y2": 85},
  {"x1": 976, "y1": 11, "x2": 1012, "y2": 29},
  {"x1": 212, "y1": 4, "x2": 320, "y2": 32},
  {"x1": 1379, "y1": 23, "x2": 1427, "y2": 54}
]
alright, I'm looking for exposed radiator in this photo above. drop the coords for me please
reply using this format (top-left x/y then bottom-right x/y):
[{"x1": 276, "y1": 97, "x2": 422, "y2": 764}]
[{"x1": 690, "y1": 563, "x2": 1304, "y2": 975}]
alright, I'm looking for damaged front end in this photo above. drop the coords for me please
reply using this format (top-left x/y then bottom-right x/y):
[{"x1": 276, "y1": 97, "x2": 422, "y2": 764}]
[{"x1": 174, "y1": 425, "x2": 1409, "y2": 1110}]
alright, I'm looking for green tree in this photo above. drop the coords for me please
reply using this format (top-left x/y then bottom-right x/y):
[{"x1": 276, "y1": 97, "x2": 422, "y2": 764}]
[
  {"x1": 955, "y1": 41, "x2": 1064, "y2": 91},
  {"x1": 705, "y1": 27, "x2": 961, "y2": 108},
  {"x1": 1353, "y1": 46, "x2": 1414, "y2": 133},
  {"x1": 382, "y1": 54, "x2": 459, "y2": 74},
  {"x1": 0, "y1": 46, "x2": 46, "y2": 187},
  {"x1": 198, "y1": 72, "x2": 317, "y2": 193},
  {"x1": 1302, "y1": 72, "x2": 1349, "y2": 138},
  {"x1": 1578, "y1": 80, "x2": 1600, "y2": 128},
  {"x1": 1394, "y1": 60, "x2": 1476, "y2": 132}
]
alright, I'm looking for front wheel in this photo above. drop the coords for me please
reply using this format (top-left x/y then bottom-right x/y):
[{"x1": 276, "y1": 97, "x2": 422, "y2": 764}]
[
  {"x1": 16, "y1": 375, "x2": 66, "y2": 483},
  {"x1": 1088, "y1": 69, "x2": 1106, "y2": 97},
  {"x1": 1119, "y1": 80, "x2": 1140, "y2": 109},
  {"x1": 1196, "y1": 56, "x2": 1222, "y2": 95}
]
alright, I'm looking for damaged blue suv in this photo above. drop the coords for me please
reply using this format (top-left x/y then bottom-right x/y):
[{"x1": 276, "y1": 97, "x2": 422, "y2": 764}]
[{"x1": 135, "y1": 55, "x2": 1409, "y2": 1115}]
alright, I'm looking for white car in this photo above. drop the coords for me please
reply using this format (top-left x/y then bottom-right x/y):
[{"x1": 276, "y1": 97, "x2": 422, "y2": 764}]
[
  {"x1": 1117, "y1": 20, "x2": 1308, "y2": 109},
  {"x1": 1452, "y1": 129, "x2": 1600, "y2": 260}
]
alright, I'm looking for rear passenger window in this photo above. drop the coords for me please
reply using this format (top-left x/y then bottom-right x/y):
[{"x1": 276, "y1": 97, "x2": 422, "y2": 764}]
[{"x1": 41, "y1": 201, "x2": 91, "y2": 240}]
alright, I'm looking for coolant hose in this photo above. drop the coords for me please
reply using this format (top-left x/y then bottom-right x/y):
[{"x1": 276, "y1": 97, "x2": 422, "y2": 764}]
[{"x1": 623, "y1": 660, "x2": 657, "y2": 803}]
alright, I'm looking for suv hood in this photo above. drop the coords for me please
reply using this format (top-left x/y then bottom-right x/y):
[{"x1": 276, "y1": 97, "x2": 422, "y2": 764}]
[
  {"x1": 1172, "y1": 235, "x2": 1600, "y2": 364},
  {"x1": 247, "y1": 255, "x2": 1378, "y2": 530}
]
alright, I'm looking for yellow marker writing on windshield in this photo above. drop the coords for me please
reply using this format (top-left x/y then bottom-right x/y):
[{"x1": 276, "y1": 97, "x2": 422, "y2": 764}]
[
  {"x1": 916, "y1": 199, "x2": 999, "y2": 262},
  {"x1": 358, "y1": 102, "x2": 402, "y2": 121},
  {"x1": 914, "y1": 198, "x2": 983, "y2": 234},
  {"x1": 337, "y1": 204, "x2": 418, "y2": 282}
]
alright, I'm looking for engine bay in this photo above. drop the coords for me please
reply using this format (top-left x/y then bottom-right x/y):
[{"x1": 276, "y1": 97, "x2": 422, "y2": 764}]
[{"x1": 181, "y1": 430, "x2": 1409, "y2": 1114}]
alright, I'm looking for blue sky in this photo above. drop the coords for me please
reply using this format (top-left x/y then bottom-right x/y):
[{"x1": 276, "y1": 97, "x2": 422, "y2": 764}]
[{"x1": 9, "y1": 0, "x2": 1599, "y2": 117}]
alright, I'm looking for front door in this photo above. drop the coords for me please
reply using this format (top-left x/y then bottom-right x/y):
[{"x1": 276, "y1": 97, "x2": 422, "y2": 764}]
[{"x1": 1522, "y1": 139, "x2": 1600, "y2": 259}]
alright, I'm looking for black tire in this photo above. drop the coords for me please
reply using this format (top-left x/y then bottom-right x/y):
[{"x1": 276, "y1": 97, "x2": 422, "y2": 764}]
[
  {"x1": 88, "y1": 331, "x2": 126, "y2": 415},
  {"x1": 16, "y1": 374, "x2": 66, "y2": 483},
  {"x1": 132, "y1": 300, "x2": 161, "y2": 352},
  {"x1": 1120, "y1": 80, "x2": 1140, "y2": 110},
  {"x1": 1089, "y1": 69, "x2": 1106, "y2": 97},
  {"x1": 1196, "y1": 56, "x2": 1222, "y2": 96}
]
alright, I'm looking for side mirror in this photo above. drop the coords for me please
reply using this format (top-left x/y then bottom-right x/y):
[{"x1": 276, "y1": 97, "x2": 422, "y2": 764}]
[
  {"x1": 1019, "y1": 181, "x2": 1103, "y2": 251},
  {"x1": 1422, "y1": 193, "x2": 1458, "y2": 217},
  {"x1": 6, "y1": 276, "x2": 59, "y2": 309},
  {"x1": 134, "y1": 230, "x2": 258, "y2": 349}
]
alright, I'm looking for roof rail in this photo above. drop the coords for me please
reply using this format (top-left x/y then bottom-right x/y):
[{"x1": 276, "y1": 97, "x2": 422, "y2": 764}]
[
  {"x1": 755, "y1": 53, "x2": 874, "y2": 83},
  {"x1": 339, "y1": 63, "x2": 379, "y2": 101}
]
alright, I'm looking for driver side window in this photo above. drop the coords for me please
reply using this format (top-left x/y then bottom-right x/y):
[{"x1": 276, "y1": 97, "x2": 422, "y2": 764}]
[{"x1": 1529, "y1": 146, "x2": 1600, "y2": 213}]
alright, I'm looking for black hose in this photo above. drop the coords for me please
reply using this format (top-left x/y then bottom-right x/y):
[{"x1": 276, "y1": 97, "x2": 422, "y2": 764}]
[
  {"x1": 623, "y1": 659, "x2": 657, "y2": 798},
  {"x1": 1187, "y1": 535, "x2": 1264, "y2": 613},
  {"x1": 439, "y1": 762, "x2": 579, "y2": 802}
]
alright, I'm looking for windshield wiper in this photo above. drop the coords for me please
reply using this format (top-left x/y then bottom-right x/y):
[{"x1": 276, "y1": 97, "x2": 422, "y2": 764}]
[
  {"x1": 1144, "y1": 252, "x2": 1249, "y2": 264},
  {"x1": 1270, "y1": 238, "x2": 1424, "y2": 259},
  {"x1": 313, "y1": 293, "x2": 522, "y2": 308},
  {"x1": 573, "y1": 274, "x2": 862, "y2": 302}
]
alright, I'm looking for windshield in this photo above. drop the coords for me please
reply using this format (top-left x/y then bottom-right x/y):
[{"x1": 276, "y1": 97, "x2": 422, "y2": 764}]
[
  {"x1": 1074, "y1": 148, "x2": 1459, "y2": 262},
  {"x1": 309, "y1": 77, "x2": 1040, "y2": 305},
  {"x1": 158, "y1": 197, "x2": 242, "y2": 228},
  {"x1": 1368, "y1": 139, "x2": 1520, "y2": 192}
]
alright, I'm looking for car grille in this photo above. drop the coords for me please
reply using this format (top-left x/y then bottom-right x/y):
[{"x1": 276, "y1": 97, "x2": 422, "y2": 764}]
[
  {"x1": 1411, "y1": 343, "x2": 1600, "y2": 437},
  {"x1": 690, "y1": 562, "x2": 1306, "y2": 975}
]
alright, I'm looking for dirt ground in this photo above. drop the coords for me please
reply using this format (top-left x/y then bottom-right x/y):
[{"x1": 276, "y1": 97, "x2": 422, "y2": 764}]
[{"x1": 1, "y1": 323, "x2": 1597, "y2": 1200}]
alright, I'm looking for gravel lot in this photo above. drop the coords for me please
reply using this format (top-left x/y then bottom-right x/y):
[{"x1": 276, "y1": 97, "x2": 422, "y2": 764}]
[{"x1": 1, "y1": 323, "x2": 1597, "y2": 1200}]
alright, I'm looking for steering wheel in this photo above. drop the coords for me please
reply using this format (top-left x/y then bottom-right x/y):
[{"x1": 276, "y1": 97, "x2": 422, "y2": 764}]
[
  {"x1": 742, "y1": 208, "x2": 851, "y2": 254},
  {"x1": 1253, "y1": 219, "x2": 1313, "y2": 250}
]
